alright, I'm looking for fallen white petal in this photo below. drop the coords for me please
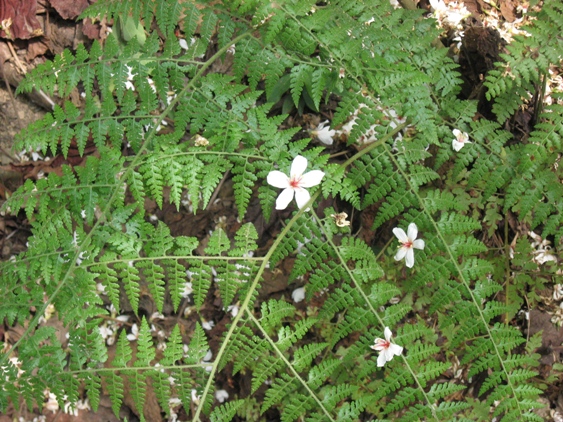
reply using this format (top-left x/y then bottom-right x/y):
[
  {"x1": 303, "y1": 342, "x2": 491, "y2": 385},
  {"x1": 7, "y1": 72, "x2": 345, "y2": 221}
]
[
  {"x1": 292, "y1": 287, "x2": 306, "y2": 303},
  {"x1": 215, "y1": 390, "x2": 229, "y2": 403}
]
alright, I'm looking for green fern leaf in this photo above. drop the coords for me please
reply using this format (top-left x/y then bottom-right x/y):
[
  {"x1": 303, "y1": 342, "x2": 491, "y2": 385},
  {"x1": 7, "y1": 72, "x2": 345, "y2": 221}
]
[
  {"x1": 210, "y1": 399, "x2": 245, "y2": 422},
  {"x1": 289, "y1": 64, "x2": 313, "y2": 107}
]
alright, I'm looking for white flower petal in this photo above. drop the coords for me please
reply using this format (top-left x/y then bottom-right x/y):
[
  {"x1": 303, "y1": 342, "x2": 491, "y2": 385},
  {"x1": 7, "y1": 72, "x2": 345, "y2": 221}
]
[
  {"x1": 452, "y1": 128, "x2": 461, "y2": 138},
  {"x1": 377, "y1": 352, "x2": 387, "y2": 367},
  {"x1": 316, "y1": 126, "x2": 335, "y2": 145},
  {"x1": 294, "y1": 188, "x2": 311, "y2": 209},
  {"x1": 392, "y1": 227, "x2": 408, "y2": 243},
  {"x1": 267, "y1": 171, "x2": 290, "y2": 188},
  {"x1": 394, "y1": 246, "x2": 408, "y2": 261},
  {"x1": 290, "y1": 155, "x2": 308, "y2": 179},
  {"x1": 318, "y1": 132, "x2": 334, "y2": 145},
  {"x1": 452, "y1": 139, "x2": 464, "y2": 151},
  {"x1": 383, "y1": 347, "x2": 395, "y2": 362},
  {"x1": 276, "y1": 188, "x2": 294, "y2": 210},
  {"x1": 384, "y1": 327, "x2": 392, "y2": 341},
  {"x1": 292, "y1": 287, "x2": 306, "y2": 303},
  {"x1": 299, "y1": 170, "x2": 325, "y2": 188},
  {"x1": 430, "y1": 0, "x2": 446, "y2": 11},
  {"x1": 413, "y1": 239, "x2": 425, "y2": 250},
  {"x1": 215, "y1": 390, "x2": 229, "y2": 403},
  {"x1": 405, "y1": 249, "x2": 415, "y2": 268},
  {"x1": 389, "y1": 343, "x2": 403, "y2": 357},
  {"x1": 370, "y1": 339, "x2": 386, "y2": 351},
  {"x1": 407, "y1": 223, "x2": 418, "y2": 241}
]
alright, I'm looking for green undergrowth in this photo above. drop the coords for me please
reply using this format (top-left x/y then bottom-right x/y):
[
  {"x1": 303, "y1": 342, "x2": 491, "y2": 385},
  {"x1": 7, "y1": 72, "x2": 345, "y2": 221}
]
[{"x1": 1, "y1": 0, "x2": 562, "y2": 420}]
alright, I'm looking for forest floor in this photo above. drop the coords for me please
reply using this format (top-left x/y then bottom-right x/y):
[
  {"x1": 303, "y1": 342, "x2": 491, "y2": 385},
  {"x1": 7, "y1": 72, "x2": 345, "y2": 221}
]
[{"x1": 1, "y1": 0, "x2": 562, "y2": 421}]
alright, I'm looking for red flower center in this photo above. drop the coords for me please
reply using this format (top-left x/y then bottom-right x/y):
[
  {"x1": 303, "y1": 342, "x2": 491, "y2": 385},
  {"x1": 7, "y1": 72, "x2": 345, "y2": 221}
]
[
  {"x1": 289, "y1": 177, "x2": 301, "y2": 188},
  {"x1": 402, "y1": 241, "x2": 413, "y2": 248}
]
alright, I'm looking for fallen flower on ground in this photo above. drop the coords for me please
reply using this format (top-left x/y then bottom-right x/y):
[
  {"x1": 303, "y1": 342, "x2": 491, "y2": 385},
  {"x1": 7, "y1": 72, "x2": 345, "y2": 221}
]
[
  {"x1": 267, "y1": 155, "x2": 325, "y2": 210},
  {"x1": 126, "y1": 323, "x2": 139, "y2": 341},
  {"x1": 393, "y1": 223, "x2": 425, "y2": 268},
  {"x1": 331, "y1": 212, "x2": 351, "y2": 227},
  {"x1": 311, "y1": 120, "x2": 336, "y2": 145},
  {"x1": 370, "y1": 327, "x2": 404, "y2": 367},
  {"x1": 215, "y1": 389, "x2": 229, "y2": 403},
  {"x1": 292, "y1": 287, "x2": 306, "y2": 303}
]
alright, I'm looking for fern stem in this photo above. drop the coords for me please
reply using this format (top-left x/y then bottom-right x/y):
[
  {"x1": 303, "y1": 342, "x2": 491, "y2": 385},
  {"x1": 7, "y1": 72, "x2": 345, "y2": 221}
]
[
  {"x1": 382, "y1": 143, "x2": 524, "y2": 416},
  {"x1": 504, "y1": 216, "x2": 511, "y2": 324},
  {"x1": 375, "y1": 234, "x2": 396, "y2": 261},
  {"x1": 193, "y1": 192, "x2": 321, "y2": 420},
  {"x1": 83, "y1": 255, "x2": 265, "y2": 270},
  {"x1": 311, "y1": 212, "x2": 440, "y2": 421},
  {"x1": 67, "y1": 363, "x2": 209, "y2": 376},
  {"x1": 246, "y1": 309, "x2": 336, "y2": 421}
]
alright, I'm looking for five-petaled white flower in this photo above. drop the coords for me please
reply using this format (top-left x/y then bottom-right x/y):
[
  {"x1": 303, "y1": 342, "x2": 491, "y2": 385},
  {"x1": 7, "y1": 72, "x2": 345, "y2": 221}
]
[
  {"x1": 393, "y1": 222, "x2": 425, "y2": 268},
  {"x1": 452, "y1": 129, "x2": 471, "y2": 152},
  {"x1": 267, "y1": 155, "x2": 325, "y2": 210},
  {"x1": 312, "y1": 120, "x2": 336, "y2": 145},
  {"x1": 370, "y1": 327, "x2": 403, "y2": 367}
]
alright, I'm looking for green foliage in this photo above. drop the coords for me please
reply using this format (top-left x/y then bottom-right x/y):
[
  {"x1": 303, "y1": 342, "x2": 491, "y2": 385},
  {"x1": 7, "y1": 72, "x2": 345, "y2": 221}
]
[{"x1": 0, "y1": 0, "x2": 557, "y2": 420}]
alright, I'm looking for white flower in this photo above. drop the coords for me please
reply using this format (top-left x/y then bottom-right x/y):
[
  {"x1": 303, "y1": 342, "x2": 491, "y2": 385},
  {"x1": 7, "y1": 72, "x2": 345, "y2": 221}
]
[
  {"x1": 292, "y1": 287, "x2": 306, "y2": 303},
  {"x1": 429, "y1": 0, "x2": 470, "y2": 29},
  {"x1": 44, "y1": 391, "x2": 59, "y2": 413},
  {"x1": 179, "y1": 37, "x2": 196, "y2": 50},
  {"x1": 215, "y1": 389, "x2": 229, "y2": 403},
  {"x1": 331, "y1": 212, "x2": 350, "y2": 227},
  {"x1": 452, "y1": 129, "x2": 471, "y2": 151},
  {"x1": 227, "y1": 304, "x2": 239, "y2": 317},
  {"x1": 267, "y1": 155, "x2": 325, "y2": 210},
  {"x1": 194, "y1": 134, "x2": 209, "y2": 146},
  {"x1": 393, "y1": 223, "x2": 425, "y2": 268},
  {"x1": 429, "y1": 0, "x2": 446, "y2": 13},
  {"x1": 124, "y1": 65, "x2": 136, "y2": 91},
  {"x1": 370, "y1": 327, "x2": 403, "y2": 367},
  {"x1": 180, "y1": 281, "x2": 193, "y2": 298},
  {"x1": 191, "y1": 389, "x2": 201, "y2": 404},
  {"x1": 147, "y1": 77, "x2": 157, "y2": 93},
  {"x1": 202, "y1": 320, "x2": 214, "y2": 331},
  {"x1": 179, "y1": 38, "x2": 189, "y2": 49},
  {"x1": 312, "y1": 121, "x2": 336, "y2": 145},
  {"x1": 127, "y1": 323, "x2": 139, "y2": 341}
]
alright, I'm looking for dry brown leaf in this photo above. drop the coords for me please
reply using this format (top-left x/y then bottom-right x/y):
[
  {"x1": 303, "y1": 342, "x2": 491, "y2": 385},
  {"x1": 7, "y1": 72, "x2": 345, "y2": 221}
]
[
  {"x1": 0, "y1": 0, "x2": 43, "y2": 40},
  {"x1": 48, "y1": 0, "x2": 91, "y2": 20}
]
